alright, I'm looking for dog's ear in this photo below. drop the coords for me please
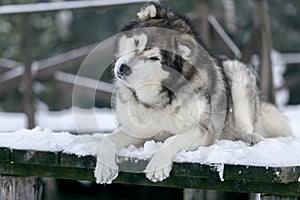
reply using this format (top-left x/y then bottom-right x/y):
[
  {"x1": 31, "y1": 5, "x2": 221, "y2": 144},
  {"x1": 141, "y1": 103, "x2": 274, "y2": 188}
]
[
  {"x1": 116, "y1": 34, "x2": 148, "y2": 57},
  {"x1": 137, "y1": 2, "x2": 161, "y2": 20},
  {"x1": 173, "y1": 34, "x2": 196, "y2": 59}
]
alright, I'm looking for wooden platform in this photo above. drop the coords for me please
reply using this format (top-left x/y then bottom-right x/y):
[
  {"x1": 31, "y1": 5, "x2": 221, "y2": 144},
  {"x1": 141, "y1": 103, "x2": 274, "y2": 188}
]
[{"x1": 0, "y1": 147, "x2": 300, "y2": 197}]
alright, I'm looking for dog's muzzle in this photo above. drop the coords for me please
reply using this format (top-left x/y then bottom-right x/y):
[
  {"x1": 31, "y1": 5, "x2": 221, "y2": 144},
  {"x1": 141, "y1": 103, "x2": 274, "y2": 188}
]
[{"x1": 116, "y1": 63, "x2": 132, "y2": 79}]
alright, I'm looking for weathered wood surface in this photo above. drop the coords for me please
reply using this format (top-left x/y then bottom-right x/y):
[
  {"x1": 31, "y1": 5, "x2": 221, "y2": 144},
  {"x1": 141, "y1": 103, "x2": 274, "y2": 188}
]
[
  {"x1": 0, "y1": 148, "x2": 300, "y2": 197},
  {"x1": 0, "y1": 176, "x2": 42, "y2": 200}
]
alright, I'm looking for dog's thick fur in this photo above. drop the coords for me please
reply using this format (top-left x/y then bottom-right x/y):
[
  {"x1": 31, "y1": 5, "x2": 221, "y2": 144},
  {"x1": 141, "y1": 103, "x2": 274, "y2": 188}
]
[{"x1": 94, "y1": 2, "x2": 292, "y2": 184}]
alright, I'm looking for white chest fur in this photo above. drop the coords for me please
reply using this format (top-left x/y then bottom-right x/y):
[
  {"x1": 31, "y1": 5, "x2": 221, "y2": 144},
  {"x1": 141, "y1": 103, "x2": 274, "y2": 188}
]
[{"x1": 116, "y1": 85, "x2": 208, "y2": 140}]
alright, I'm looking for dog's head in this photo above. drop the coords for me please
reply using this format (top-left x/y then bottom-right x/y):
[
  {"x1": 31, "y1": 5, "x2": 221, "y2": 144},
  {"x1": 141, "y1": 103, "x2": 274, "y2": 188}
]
[
  {"x1": 114, "y1": 29, "x2": 198, "y2": 107},
  {"x1": 114, "y1": 32, "x2": 167, "y2": 90},
  {"x1": 113, "y1": 2, "x2": 215, "y2": 108}
]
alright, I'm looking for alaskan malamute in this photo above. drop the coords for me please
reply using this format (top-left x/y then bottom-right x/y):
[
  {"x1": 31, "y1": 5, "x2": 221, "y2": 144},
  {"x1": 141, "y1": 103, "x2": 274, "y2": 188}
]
[{"x1": 94, "y1": 2, "x2": 292, "y2": 184}]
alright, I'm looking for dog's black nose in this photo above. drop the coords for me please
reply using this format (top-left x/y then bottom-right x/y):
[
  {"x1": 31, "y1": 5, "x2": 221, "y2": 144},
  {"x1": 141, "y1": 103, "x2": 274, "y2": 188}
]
[{"x1": 118, "y1": 63, "x2": 132, "y2": 77}]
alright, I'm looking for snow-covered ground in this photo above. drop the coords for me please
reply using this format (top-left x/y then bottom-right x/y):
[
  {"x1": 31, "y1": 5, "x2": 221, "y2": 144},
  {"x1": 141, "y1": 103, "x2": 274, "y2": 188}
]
[
  {"x1": 0, "y1": 127, "x2": 102, "y2": 156},
  {"x1": 0, "y1": 107, "x2": 118, "y2": 133}
]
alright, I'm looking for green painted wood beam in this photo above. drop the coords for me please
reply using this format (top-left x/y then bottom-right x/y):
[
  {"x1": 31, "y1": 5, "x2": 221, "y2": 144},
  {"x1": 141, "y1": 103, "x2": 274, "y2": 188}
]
[{"x1": 0, "y1": 148, "x2": 299, "y2": 196}]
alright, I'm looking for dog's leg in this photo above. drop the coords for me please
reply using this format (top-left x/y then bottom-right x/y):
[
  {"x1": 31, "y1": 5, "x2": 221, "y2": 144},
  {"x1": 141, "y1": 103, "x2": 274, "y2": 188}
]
[
  {"x1": 223, "y1": 60, "x2": 264, "y2": 144},
  {"x1": 144, "y1": 127, "x2": 213, "y2": 182},
  {"x1": 94, "y1": 129, "x2": 144, "y2": 184}
]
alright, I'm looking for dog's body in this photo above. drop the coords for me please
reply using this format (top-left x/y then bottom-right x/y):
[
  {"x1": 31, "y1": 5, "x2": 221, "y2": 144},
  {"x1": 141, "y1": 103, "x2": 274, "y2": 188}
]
[{"x1": 94, "y1": 2, "x2": 292, "y2": 184}]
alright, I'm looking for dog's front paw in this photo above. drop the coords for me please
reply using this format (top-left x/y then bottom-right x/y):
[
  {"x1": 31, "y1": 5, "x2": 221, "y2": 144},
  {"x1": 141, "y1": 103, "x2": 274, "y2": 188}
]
[
  {"x1": 240, "y1": 133, "x2": 264, "y2": 145},
  {"x1": 94, "y1": 139, "x2": 118, "y2": 184},
  {"x1": 94, "y1": 159, "x2": 118, "y2": 184},
  {"x1": 145, "y1": 165, "x2": 172, "y2": 182},
  {"x1": 144, "y1": 153, "x2": 173, "y2": 182},
  {"x1": 137, "y1": 3, "x2": 158, "y2": 20}
]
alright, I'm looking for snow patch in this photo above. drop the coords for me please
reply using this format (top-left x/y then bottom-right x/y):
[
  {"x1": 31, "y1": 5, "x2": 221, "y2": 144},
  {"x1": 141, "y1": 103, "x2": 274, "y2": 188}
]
[
  {"x1": 0, "y1": 127, "x2": 102, "y2": 156},
  {"x1": 0, "y1": 107, "x2": 118, "y2": 133},
  {"x1": 175, "y1": 137, "x2": 300, "y2": 167},
  {"x1": 118, "y1": 140, "x2": 163, "y2": 160},
  {"x1": 0, "y1": 126, "x2": 299, "y2": 168}
]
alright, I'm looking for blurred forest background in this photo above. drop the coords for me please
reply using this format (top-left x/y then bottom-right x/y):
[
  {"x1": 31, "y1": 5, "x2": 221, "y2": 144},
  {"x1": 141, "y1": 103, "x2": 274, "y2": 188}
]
[{"x1": 0, "y1": 0, "x2": 299, "y2": 113}]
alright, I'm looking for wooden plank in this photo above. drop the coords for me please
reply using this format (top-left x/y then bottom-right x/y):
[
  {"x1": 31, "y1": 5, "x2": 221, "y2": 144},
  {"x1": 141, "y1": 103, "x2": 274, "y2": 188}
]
[
  {"x1": 282, "y1": 53, "x2": 300, "y2": 64},
  {"x1": 208, "y1": 15, "x2": 242, "y2": 59},
  {"x1": 0, "y1": 148, "x2": 10, "y2": 162},
  {"x1": 119, "y1": 157, "x2": 300, "y2": 184},
  {"x1": 0, "y1": 66, "x2": 24, "y2": 94},
  {"x1": 0, "y1": 58, "x2": 21, "y2": 72},
  {"x1": 277, "y1": 72, "x2": 300, "y2": 91},
  {"x1": 0, "y1": 44, "x2": 97, "y2": 95},
  {"x1": 10, "y1": 150, "x2": 60, "y2": 166},
  {"x1": 0, "y1": 162, "x2": 95, "y2": 181},
  {"x1": 119, "y1": 158, "x2": 300, "y2": 184},
  {"x1": 1, "y1": 160, "x2": 300, "y2": 197},
  {"x1": 1, "y1": 148, "x2": 300, "y2": 196},
  {"x1": 60, "y1": 153, "x2": 96, "y2": 169},
  {"x1": 115, "y1": 172, "x2": 300, "y2": 197},
  {"x1": 54, "y1": 71, "x2": 114, "y2": 94},
  {"x1": 37, "y1": 44, "x2": 96, "y2": 80},
  {"x1": 54, "y1": 71, "x2": 113, "y2": 103},
  {"x1": 1, "y1": 148, "x2": 300, "y2": 184},
  {"x1": 0, "y1": 0, "x2": 150, "y2": 15},
  {"x1": 187, "y1": 11, "x2": 241, "y2": 59}
]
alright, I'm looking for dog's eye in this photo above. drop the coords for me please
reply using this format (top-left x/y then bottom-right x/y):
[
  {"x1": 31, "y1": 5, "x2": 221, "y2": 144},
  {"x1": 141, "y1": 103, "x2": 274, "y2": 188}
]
[{"x1": 148, "y1": 56, "x2": 160, "y2": 61}]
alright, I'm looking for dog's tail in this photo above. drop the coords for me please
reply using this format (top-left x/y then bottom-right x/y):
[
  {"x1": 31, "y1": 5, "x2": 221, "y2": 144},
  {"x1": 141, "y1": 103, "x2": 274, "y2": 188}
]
[{"x1": 260, "y1": 102, "x2": 293, "y2": 138}]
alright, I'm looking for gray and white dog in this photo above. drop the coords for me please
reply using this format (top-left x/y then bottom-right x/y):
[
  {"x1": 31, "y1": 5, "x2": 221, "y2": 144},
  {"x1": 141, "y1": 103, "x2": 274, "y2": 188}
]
[{"x1": 94, "y1": 2, "x2": 292, "y2": 184}]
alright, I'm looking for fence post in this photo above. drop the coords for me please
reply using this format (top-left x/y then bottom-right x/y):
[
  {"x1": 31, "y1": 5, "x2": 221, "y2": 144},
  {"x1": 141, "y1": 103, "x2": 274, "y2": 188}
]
[
  {"x1": 194, "y1": 0, "x2": 210, "y2": 48},
  {"x1": 20, "y1": 14, "x2": 35, "y2": 128},
  {"x1": 0, "y1": 175, "x2": 43, "y2": 200},
  {"x1": 253, "y1": 0, "x2": 275, "y2": 103}
]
